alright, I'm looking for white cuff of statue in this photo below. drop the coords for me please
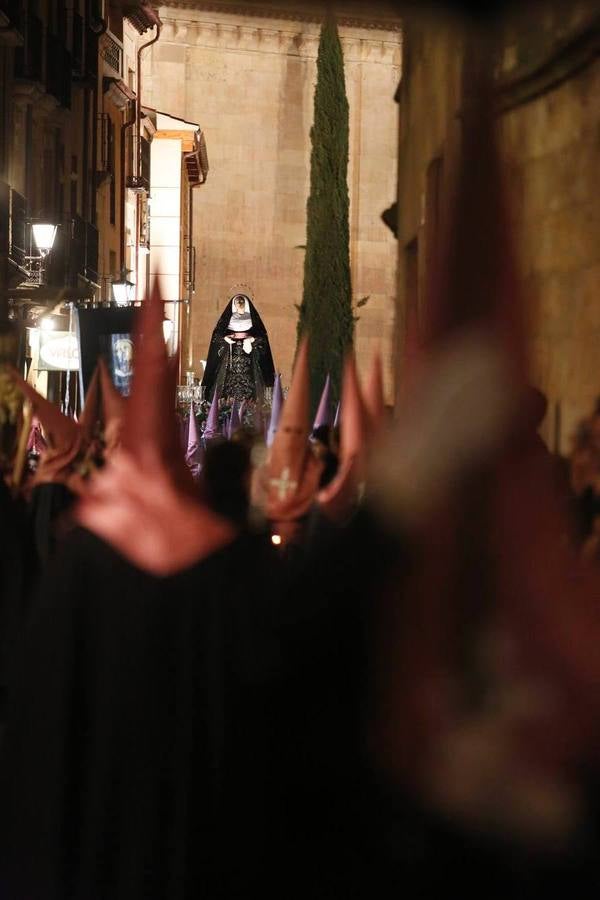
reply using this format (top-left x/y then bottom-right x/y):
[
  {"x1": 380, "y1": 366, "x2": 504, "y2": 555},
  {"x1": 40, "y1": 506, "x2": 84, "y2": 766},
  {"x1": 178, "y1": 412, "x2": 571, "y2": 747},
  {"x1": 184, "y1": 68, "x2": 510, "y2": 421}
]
[{"x1": 370, "y1": 328, "x2": 517, "y2": 530}]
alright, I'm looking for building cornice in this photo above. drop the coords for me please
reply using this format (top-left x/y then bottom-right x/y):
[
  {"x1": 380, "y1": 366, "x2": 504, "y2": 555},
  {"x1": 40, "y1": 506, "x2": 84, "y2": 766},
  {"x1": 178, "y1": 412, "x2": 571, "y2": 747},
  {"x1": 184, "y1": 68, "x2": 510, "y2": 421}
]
[
  {"x1": 158, "y1": 0, "x2": 402, "y2": 32},
  {"x1": 157, "y1": 14, "x2": 401, "y2": 65}
]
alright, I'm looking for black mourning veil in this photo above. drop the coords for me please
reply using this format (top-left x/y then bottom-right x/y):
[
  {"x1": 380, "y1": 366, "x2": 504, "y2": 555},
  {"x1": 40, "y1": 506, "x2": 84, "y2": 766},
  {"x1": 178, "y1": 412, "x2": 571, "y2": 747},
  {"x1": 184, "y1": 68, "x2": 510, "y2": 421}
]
[{"x1": 202, "y1": 295, "x2": 275, "y2": 399}]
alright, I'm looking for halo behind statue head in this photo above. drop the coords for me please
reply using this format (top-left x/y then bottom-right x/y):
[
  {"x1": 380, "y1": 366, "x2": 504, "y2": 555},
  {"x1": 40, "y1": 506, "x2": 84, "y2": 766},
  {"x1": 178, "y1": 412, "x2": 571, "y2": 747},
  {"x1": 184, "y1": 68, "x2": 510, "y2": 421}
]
[{"x1": 228, "y1": 283, "x2": 254, "y2": 305}]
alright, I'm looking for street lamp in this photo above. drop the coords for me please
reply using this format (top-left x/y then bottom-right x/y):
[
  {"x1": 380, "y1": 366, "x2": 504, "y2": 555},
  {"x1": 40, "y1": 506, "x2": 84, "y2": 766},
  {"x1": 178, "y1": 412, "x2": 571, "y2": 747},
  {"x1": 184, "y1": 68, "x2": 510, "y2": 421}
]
[
  {"x1": 111, "y1": 271, "x2": 136, "y2": 306},
  {"x1": 31, "y1": 223, "x2": 58, "y2": 255},
  {"x1": 23, "y1": 221, "x2": 59, "y2": 286}
]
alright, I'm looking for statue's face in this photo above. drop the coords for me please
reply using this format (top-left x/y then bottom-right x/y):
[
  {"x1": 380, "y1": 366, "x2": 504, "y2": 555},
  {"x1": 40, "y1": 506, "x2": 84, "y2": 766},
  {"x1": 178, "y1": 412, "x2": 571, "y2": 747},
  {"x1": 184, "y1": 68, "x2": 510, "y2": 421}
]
[{"x1": 235, "y1": 297, "x2": 245, "y2": 313}]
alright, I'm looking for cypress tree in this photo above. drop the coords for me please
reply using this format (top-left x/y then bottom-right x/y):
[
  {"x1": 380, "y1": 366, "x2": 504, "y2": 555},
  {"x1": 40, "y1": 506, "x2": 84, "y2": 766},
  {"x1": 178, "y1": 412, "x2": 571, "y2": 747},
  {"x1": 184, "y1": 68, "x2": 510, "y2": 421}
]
[{"x1": 297, "y1": 16, "x2": 353, "y2": 412}]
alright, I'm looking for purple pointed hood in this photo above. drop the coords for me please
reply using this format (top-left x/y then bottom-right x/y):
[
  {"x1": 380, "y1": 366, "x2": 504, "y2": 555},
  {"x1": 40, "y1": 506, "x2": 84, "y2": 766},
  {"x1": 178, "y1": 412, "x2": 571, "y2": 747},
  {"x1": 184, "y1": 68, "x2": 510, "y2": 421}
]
[
  {"x1": 266, "y1": 373, "x2": 283, "y2": 448},
  {"x1": 203, "y1": 394, "x2": 220, "y2": 441},
  {"x1": 186, "y1": 401, "x2": 200, "y2": 463},
  {"x1": 313, "y1": 374, "x2": 332, "y2": 430},
  {"x1": 228, "y1": 400, "x2": 241, "y2": 439}
]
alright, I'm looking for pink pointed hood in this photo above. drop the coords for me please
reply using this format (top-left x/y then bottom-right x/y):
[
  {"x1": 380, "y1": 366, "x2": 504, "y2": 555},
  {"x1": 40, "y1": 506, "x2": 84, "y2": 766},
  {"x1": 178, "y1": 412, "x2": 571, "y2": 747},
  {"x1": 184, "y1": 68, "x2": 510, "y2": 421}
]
[
  {"x1": 98, "y1": 355, "x2": 127, "y2": 454},
  {"x1": 266, "y1": 337, "x2": 323, "y2": 522},
  {"x1": 318, "y1": 353, "x2": 367, "y2": 522},
  {"x1": 78, "y1": 365, "x2": 101, "y2": 447},
  {"x1": 9, "y1": 367, "x2": 82, "y2": 486},
  {"x1": 74, "y1": 278, "x2": 236, "y2": 575},
  {"x1": 370, "y1": 43, "x2": 600, "y2": 798},
  {"x1": 121, "y1": 278, "x2": 193, "y2": 493}
]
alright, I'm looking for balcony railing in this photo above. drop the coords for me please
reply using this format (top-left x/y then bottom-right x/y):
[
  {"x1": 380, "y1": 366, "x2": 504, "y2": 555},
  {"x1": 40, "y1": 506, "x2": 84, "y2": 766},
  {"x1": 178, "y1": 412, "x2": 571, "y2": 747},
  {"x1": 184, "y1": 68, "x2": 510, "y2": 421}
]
[
  {"x1": 101, "y1": 32, "x2": 122, "y2": 76},
  {"x1": 14, "y1": 12, "x2": 43, "y2": 83}
]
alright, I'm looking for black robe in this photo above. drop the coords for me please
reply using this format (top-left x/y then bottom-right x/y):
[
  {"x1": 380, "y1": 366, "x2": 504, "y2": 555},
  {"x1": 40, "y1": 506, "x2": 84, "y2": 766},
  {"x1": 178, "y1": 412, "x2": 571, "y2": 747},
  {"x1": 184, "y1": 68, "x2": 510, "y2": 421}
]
[
  {"x1": 28, "y1": 481, "x2": 77, "y2": 570},
  {"x1": 5, "y1": 501, "x2": 595, "y2": 899},
  {"x1": 273, "y1": 505, "x2": 600, "y2": 898},
  {"x1": 0, "y1": 480, "x2": 29, "y2": 726},
  {"x1": 0, "y1": 506, "x2": 401, "y2": 899},
  {"x1": 1, "y1": 528, "x2": 287, "y2": 900}
]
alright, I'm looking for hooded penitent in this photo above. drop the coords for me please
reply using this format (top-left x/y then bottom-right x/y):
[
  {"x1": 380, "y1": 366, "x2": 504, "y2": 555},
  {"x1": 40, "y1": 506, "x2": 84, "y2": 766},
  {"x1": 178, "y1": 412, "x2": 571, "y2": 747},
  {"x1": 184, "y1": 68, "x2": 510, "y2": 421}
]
[
  {"x1": 9, "y1": 369, "x2": 83, "y2": 488},
  {"x1": 2, "y1": 280, "x2": 292, "y2": 899},
  {"x1": 26, "y1": 417, "x2": 47, "y2": 456},
  {"x1": 203, "y1": 393, "x2": 221, "y2": 441},
  {"x1": 98, "y1": 355, "x2": 127, "y2": 455},
  {"x1": 117, "y1": 279, "x2": 194, "y2": 494},
  {"x1": 266, "y1": 338, "x2": 323, "y2": 523},
  {"x1": 317, "y1": 355, "x2": 367, "y2": 523},
  {"x1": 369, "y1": 36, "x2": 600, "y2": 851},
  {"x1": 74, "y1": 277, "x2": 233, "y2": 572}
]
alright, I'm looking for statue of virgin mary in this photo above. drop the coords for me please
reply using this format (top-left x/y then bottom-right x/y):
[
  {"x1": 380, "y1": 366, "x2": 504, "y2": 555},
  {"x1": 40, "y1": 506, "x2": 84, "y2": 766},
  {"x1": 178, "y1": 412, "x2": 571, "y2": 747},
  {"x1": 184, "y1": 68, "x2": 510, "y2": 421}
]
[{"x1": 201, "y1": 290, "x2": 275, "y2": 404}]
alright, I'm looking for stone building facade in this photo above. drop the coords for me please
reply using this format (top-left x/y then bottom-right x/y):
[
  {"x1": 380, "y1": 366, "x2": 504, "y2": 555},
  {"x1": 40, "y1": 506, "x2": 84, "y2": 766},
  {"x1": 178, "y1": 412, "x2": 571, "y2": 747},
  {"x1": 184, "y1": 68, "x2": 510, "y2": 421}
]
[
  {"x1": 144, "y1": 1, "x2": 402, "y2": 397},
  {"x1": 395, "y1": 3, "x2": 600, "y2": 450},
  {"x1": 0, "y1": 1, "x2": 163, "y2": 361}
]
